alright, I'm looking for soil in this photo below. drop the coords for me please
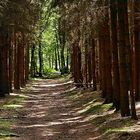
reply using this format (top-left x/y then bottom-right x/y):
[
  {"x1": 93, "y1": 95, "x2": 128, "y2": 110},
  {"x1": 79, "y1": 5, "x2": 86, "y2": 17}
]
[
  {"x1": 12, "y1": 79, "x2": 99, "y2": 140},
  {"x1": 6, "y1": 78, "x2": 140, "y2": 140}
]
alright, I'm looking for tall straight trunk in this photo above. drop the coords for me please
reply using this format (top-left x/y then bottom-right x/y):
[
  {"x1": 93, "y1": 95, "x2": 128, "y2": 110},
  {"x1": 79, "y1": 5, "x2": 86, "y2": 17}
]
[
  {"x1": 132, "y1": 0, "x2": 140, "y2": 100},
  {"x1": 25, "y1": 44, "x2": 29, "y2": 81},
  {"x1": 85, "y1": 40, "x2": 88, "y2": 88},
  {"x1": 91, "y1": 38, "x2": 96, "y2": 90},
  {"x1": 77, "y1": 46, "x2": 83, "y2": 86},
  {"x1": 61, "y1": 44, "x2": 65, "y2": 69},
  {"x1": 0, "y1": 30, "x2": 9, "y2": 96},
  {"x1": 88, "y1": 47, "x2": 92, "y2": 87},
  {"x1": 73, "y1": 46, "x2": 78, "y2": 84},
  {"x1": 31, "y1": 44, "x2": 36, "y2": 77},
  {"x1": 99, "y1": 38, "x2": 107, "y2": 97},
  {"x1": 95, "y1": 40, "x2": 100, "y2": 87},
  {"x1": 124, "y1": 0, "x2": 137, "y2": 119},
  {"x1": 9, "y1": 31, "x2": 13, "y2": 93},
  {"x1": 55, "y1": 29, "x2": 61, "y2": 70},
  {"x1": 57, "y1": 46, "x2": 61, "y2": 70},
  {"x1": 39, "y1": 42, "x2": 43, "y2": 77},
  {"x1": 103, "y1": 35, "x2": 113, "y2": 103},
  {"x1": 117, "y1": 0, "x2": 130, "y2": 117},
  {"x1": 70, "y1": 50, "x2": 74, "y2": 77},
  {"x1": 14, "y1": 36, "x2": 20, "y2": 90},
  {"x1": 55, "y1": 47, "x2": 58, "y2": 71},
  {"x1": 110, "y1": 0, "x2": 120, "y2": 110},
  {"x1": 66, "y1": 47, "x2": 69, "y2": 70},
  {"x1": 19, "y1": 37, "x2": 25, "y2": 87}
]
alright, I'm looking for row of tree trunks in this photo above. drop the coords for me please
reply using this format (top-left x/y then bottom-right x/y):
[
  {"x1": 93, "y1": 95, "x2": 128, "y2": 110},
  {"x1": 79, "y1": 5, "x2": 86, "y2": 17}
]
[
  {"x1": 72, "y1": 44, "x2": 83, "y2": 87},
  {"x1": 108, "y1": 0, "x2": 137, "y2": 119},
  {"x1": 0, "y1": 27, "x2": 30, "y2": 97},
  {"x1": 63, "y1": 0, "x2": 139, "y2": 119}
]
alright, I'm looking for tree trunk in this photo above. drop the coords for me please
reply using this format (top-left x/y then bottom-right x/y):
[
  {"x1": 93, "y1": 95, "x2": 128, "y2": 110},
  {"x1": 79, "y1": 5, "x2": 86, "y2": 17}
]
[
  {"x1": 124, "y1": 0, "x2": 137, "y2": 119},
  {"x1": 110, "y1": 0, "x2": 120, "y2": 110},
  {"x1": 91, "y1": 38, "x2": 96, "y2": 90},
  {"x1": 117, "y1": 0, "x2": 130, "y2": 117},
  {"x1": 66, "y1": 47, "x2": 69, "y2": 70},
  {"x1": 31, "y1": 44, "x2": 36, "y2": 77},
  {"x1": 0, "y1": 30, "x2": 9, "y2": 96},
  {"x1": 39, "y1": 42, "x2": 43, "y2": 77},
  {"x1": 103, "y1": 35, "x2": 113, "y2": 103},
  {"x1": 55, "y1": 47, "x2": 58, "y2": 71},
  {"x1": 61, "y1": 44, "x2": 65, "y2": 69},
  {"x1": 25, "y1": 44, "x2": 29, "y2": 81},
  {"x1": 99, "y1": 38, "x2": 107, "y2": 97}
]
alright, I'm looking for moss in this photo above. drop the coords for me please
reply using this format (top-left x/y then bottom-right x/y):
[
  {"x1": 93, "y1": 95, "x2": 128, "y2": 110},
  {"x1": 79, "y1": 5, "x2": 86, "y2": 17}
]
[{"x1": 81, "y1": 103, "x2": 113, "y2": 115}]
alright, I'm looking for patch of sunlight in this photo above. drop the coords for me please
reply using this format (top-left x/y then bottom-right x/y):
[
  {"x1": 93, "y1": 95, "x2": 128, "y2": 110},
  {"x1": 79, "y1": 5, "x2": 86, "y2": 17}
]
[
  {"x1": 136, "y1": 101, "x2": 140, "y2": 109},
  {"x1": 77, "y1": 102, "x2": 101, "y2": 114},
  {"x1": 39, "y1": 80, "x2": 73, "y2": 87},
  {"x1": 59, "y1": 116, "x2": 82, "y2": 121},
  {"x1": 10, "y1": 93, "x2": 28, "y2": 99},
  {"x1": 82, "y1": 103, "x2": 113, "y2": 115},
  {"x1": 86, "y1": 109, "x2": 114, "y2": 125},
  {"x1": 106, "y1": 128, "x2": 125, "y2": 133},
  {"x1": 21, "y1": 122, "x2": 62, "y2": 128},
  {"x1": 3, "y1": 104, "x2": 23, "y2": 110},
  {"x1": 121, "y1": 124, "x2": 140, "y2": 132},
  {"x1": 83, "y1": 99, "x2": 97, "y2": 107}
]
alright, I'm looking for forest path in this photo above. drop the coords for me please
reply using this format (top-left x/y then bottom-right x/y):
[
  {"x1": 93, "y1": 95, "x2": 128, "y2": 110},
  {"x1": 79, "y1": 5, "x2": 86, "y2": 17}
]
[{"x1": 12, "y1": 78, "x2": 99, "y2": 140}]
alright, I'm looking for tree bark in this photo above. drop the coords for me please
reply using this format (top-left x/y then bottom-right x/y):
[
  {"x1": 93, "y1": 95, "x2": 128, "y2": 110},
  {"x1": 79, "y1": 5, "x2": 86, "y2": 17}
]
[
  {"x1": 39, "y1": 42, "x2": 43, "y2": 77},
  {"x1": 117, "y1": 0, "x2": 130, "y2": 117},
  {"x1": 110, "y1": 0, "x2": 120, "y2": 110}
]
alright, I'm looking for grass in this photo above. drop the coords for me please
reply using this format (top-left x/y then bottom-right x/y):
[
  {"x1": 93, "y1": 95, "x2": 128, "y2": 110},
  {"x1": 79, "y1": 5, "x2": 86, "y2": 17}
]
[
  {"x1": 0, "y1": 119, "x2": 13, "y2": 129},
  {"x1": 0, "y1": 129, "x2": 19, "y2": 139},
  {"x1": 77, "y1": 100, "x2": 113, "y2": 115},
  {"x1": 0, "y1": 93, "x2": 27, "y2": 139},
  {"x1": 0, "y1": 117, "x2": 18, "y2": 139},
  {"x1": 68, "y1": 88, "x2": 139, "y2": 139}
]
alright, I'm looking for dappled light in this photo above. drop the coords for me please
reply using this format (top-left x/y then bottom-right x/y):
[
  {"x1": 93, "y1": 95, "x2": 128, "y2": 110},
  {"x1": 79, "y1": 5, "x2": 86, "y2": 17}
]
[{"x1": 0, "y1": 0, "x2": 140, "y2": 140}]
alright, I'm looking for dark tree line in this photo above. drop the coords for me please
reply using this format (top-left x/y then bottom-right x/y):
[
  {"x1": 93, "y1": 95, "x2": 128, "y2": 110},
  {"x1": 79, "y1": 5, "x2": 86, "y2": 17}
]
[
  {"x1": 0, "y1": 0, "x2": 140, "y2": 120},
  {"x1": 0, "y1": 0, "x2": 41, "y2": 96},
  {"x1": 59, "y1": 0, "x2": 140, "y2": 119}
]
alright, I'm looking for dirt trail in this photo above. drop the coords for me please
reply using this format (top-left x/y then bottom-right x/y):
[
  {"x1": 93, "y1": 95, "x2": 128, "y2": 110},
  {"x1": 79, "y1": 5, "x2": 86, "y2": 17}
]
[{"x1": 12, "y1": 79, "x2": 98, "y2": 140}]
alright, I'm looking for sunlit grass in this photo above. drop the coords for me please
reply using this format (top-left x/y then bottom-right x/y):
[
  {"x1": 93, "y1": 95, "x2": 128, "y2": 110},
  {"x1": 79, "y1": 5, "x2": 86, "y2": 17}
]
[
  {"x1": 0, "y1": 93, "x2": 27, "y2": 139},
  {"x1": 0, "y1": 130, "x2": 19, "y2": 138},
  {"x1": 0, "y1": 118, "x2": 18, "y2": 139},
  {"x1": 3, "y1": 104, "x2": 23, "y2": 110},
  {"x1": 0, "y1": 119, "x2": 13, "y2": 129},
  {"x1": 79, "y1": 103, "x2": 113, "y2": 115}
]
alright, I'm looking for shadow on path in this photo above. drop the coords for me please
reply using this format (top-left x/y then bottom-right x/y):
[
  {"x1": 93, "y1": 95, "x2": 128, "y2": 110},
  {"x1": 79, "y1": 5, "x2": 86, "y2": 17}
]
[{"x1": 13, "y1": 79, "x2": 99, "y2": 140}]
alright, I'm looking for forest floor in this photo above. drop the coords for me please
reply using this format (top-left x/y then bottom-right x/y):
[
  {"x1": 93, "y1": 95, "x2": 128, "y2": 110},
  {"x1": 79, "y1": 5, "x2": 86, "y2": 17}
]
[{"x1": 1, "y1": 78, "x2": 140, "y2": 140}]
